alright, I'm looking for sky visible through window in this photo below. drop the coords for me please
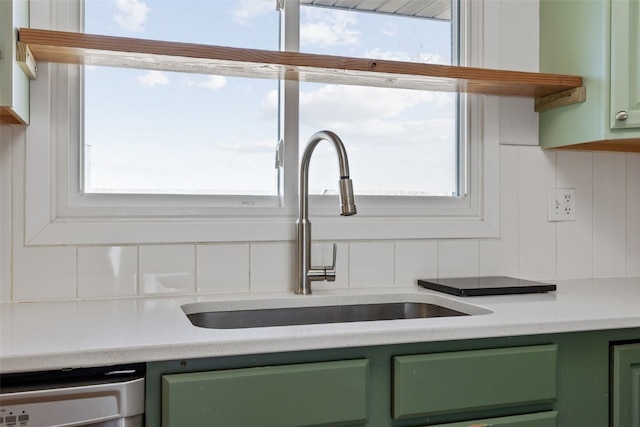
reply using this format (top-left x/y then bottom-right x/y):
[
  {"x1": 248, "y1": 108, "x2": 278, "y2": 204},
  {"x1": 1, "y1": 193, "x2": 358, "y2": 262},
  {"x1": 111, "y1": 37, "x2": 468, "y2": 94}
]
[{"x1": 83, "y1": 0, "x2": 455, "y2": 197}]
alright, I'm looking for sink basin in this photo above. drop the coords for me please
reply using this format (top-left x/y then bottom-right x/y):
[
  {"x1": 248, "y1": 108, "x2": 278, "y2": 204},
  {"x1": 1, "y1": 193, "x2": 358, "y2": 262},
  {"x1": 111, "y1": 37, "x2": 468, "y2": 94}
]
[
  {"x1": 187, "y1": 302, "x2": 467, "y2": 329},
  {"x1": 182, "y1": 294, "x2": 490, "y2": 329}
]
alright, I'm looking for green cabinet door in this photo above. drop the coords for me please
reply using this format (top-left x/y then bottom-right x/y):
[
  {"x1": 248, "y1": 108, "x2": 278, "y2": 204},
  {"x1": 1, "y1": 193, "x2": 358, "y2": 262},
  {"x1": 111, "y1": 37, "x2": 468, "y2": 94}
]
[
  {"x1": 539, "y1": 0, "x2": 640, "y2": 149},
  {"x1": 162, "y1": 359, "x2": 369, "y2": 427},
  {"x1": 610, "y1": 0, "x2": 640, "y2": 130},
  {"x1": 612, "y1": 342, "x2": 640, "y2": 427},
  {"x1": 393, "y1": 345, "x2": 557, "y2": 420},
  {"x1": 429, "y1": 411, "x2": 557, "y2": 427}
]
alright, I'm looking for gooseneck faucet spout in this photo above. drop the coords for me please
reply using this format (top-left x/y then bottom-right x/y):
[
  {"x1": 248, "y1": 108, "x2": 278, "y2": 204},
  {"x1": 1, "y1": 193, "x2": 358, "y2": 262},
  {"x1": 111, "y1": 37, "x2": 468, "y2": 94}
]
[{"x1": 296, "y1": 130, "x2": 357, "y2": 295}]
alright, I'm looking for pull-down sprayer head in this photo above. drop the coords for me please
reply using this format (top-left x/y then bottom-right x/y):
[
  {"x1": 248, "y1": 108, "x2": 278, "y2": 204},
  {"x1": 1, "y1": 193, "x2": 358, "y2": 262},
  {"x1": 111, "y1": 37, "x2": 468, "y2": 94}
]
[{"x1": 339, "y1": 176, "x2": 357, "y2": 216}]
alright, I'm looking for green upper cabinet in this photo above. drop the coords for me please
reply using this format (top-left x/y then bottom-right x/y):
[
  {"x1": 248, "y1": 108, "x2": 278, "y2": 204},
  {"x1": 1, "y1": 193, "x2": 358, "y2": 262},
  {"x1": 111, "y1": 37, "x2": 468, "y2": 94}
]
[
  {"x1": 0, "y1": 0, "x2": 30, "y2": 125},
  {"x1": 540, "y1": 0, "x2": 640, "y2": 152},
  {"x1": 610, "y1": 0, "x2": 640, "y2": 130}
]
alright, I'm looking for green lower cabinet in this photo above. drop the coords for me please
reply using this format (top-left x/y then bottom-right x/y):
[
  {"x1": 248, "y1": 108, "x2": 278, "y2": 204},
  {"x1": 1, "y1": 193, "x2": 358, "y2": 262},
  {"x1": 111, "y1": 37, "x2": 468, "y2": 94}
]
[
  {"x1": 393, "y1": 345, "x2": 557, "y2": 420},
  {"x1": 146, "y1": 328, "x2": 640, "y2": 426},
  {"x1": 161, "y1": 359, "x2": 369, "y2": 427},
  {"x1": 612, "y1": 342, "x2": 640, "y2": 427},
  {"x1": 428, "y1": 411, "x2": 557, "y2": 427}
]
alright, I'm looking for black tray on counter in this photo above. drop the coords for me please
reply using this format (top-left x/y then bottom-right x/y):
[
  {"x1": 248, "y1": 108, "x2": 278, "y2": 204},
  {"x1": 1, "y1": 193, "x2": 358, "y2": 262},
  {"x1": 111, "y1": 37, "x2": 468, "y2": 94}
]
[{"x1": 417, "y1": 276, "x2": 556, "y2": 297}]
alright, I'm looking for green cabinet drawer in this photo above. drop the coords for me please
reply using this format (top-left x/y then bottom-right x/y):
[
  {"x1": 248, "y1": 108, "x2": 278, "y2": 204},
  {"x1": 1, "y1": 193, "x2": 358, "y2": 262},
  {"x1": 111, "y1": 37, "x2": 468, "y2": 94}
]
[
  {"x1": 428, "y1": 411, "x2": 557, "y2": 427},
  {"x1": 162, "y1": 359, "x2": 369, "y2": 427},
  {"x1": 393, "y1": 345, "x2": 557, "y2": 419},
  {"x1": 612, "y1": 342, "x2": 640, "y2": 427}
]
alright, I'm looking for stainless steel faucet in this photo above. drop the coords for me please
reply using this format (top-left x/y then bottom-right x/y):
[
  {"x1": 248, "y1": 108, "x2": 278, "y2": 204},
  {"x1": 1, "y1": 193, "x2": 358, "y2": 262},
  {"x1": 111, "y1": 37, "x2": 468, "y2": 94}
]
[{"x1": 296, "y1": 130, "x2": 357, "y2": 295}]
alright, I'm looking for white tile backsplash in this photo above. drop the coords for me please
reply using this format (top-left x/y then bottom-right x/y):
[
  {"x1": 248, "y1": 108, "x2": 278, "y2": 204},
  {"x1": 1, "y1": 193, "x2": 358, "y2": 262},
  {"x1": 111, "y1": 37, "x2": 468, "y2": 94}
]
[
  {"x1": 249, "y1": 243, "x2": 295, "y2": 292},
  {"x1": 139, "y1": 245, "x2": 195, "y2": 295},
  {"x1": 394, "y1": 241, "x2": 438, "y2": 286},
  {"x1": 593, "y1": 153, "x2": 627, "y2": 277},
  {"x1": 78, "y1": 246, "x2": 138, "y2": 298},
  {"x1": 12, "y1": 246, "x2": 77, "y2": 301},
  {"x1": 196, "y1": 244, "x2": 249, "y2": 293},
  {"x1": 627, "y1": 154, "x2": 640, "y2": 276},
  {"x1": 518, "y1": 147, "x2": 557, "y2": 280},
  {"x1": 556, "y1": 151, "x2": 594, "y2": 279},
  {"x1": 480, "y1": 145, "x2": 519, "y2": 277},
  {"x1": 349, "y1": 242, "x2": 395, "y2": 287},
  {"x1": 438, "y1": 240, "x2": 480, "y2": 278}
]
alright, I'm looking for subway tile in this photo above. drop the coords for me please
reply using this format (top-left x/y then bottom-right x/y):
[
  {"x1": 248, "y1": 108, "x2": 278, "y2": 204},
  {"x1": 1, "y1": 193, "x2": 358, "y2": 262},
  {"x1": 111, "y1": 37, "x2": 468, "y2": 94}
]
[
  {"x1": 78, "y1": 246, "x2": 138, "y2": 298},
  {"x1": 349, "y1": 242, "x2": 394, "y2": 287},
  {"x1": 13, "y1": 246, "x2": 77, "y2": 301},
  {"x1": 139, "y1": 245, "x2": 195, "y2": 295},
  {"x1": 593, "y1": 153, "x2": 627, "y2": 277},
  {"x1": 250, "y1": 243, "x2": 295, "y2": 292},
  {"x1": 394, "y1": 241, "x2": 438, "y2": 286},
  {"x1": 197, "y1": 244, "x2": 250, "y2": 293}
]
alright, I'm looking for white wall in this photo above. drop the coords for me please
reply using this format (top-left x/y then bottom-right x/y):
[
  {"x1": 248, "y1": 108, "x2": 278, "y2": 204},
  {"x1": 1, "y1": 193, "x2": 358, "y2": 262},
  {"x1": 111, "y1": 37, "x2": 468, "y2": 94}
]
[{"x1": 1, "y1": 0, "x2": 639, "y2": 302}]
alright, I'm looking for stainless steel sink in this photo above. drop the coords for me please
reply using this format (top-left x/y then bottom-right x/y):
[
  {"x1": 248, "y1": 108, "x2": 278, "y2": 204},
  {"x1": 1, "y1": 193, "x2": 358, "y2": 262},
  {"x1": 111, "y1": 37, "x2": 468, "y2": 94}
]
[{"x1": 184, "y1": 299, "x2": 477, "y2": 329}]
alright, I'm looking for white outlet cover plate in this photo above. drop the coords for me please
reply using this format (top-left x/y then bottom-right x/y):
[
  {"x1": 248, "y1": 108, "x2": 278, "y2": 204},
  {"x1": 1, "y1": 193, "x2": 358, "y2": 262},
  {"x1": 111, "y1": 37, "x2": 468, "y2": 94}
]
[{"x1": 548, "y1": 188, "x2": 576, "y2": 222}]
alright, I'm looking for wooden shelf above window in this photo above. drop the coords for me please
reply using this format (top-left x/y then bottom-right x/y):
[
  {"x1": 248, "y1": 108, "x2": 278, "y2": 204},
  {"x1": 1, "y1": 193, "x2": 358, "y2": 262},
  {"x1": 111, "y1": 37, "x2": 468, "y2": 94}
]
[{"x1": 18, "y1": 28, "x2": 583, "y2": 110}]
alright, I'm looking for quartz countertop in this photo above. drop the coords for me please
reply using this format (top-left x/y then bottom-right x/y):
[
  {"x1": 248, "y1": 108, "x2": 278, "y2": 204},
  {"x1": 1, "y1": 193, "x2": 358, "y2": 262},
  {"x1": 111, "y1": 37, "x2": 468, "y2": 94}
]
[{"x1": 1, "y1": 277, "x2": 640, "y2": 374}]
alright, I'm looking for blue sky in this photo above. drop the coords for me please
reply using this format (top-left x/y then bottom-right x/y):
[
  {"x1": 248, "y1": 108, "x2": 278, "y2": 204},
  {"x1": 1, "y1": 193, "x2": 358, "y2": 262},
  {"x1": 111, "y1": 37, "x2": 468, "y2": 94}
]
[{"x1": 83, "y1": 0, "x2": 455, "y2": 196}]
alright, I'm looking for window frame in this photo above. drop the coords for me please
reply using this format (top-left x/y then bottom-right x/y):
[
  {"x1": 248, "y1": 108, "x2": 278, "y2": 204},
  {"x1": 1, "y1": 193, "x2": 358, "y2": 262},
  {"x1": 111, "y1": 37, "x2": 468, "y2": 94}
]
[{"x1": 23, "y1": 0, "x2": 499, "y2": 246}]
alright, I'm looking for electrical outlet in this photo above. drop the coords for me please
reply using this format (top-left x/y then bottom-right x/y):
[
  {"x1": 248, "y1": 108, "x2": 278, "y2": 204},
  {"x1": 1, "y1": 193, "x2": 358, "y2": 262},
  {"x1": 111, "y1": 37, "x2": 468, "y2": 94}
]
[{"x1": 548, "y1": 189, "x2": 576, "y2": 221}]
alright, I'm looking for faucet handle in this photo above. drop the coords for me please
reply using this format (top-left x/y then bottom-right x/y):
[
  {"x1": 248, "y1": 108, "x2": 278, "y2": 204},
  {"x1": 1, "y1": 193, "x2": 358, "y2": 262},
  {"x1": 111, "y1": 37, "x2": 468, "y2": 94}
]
[
  {"x1": 308, "y1": 243, "x2": 338, "y2": 282},
  {"x1": 325, "y1": 243, "x2": 337, "y2": 282}
]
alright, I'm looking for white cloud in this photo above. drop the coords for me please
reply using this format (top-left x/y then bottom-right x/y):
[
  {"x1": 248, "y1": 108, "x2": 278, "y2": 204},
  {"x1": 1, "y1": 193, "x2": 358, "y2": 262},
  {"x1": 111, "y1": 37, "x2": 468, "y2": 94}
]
[
  {"x1": 297, "y1": 84, "x2": 455, "y2": 144},
  {"x1": 136, "y1": 70, "x2": 170, "y2": 87},
  {"x1": 196, "y1": 75, "x2": 227, "y2": 91},
  {"x1": 364, "y1": 49, "x2": 449, "y2": 65},
  {"x1": 300, "y1": 85, "x2": 442, "y2": 121},
  {"x1": 212, "y1": 138, "x2": 275, "y2": 153},
  {"x1": 261, "y1": 89, "x2": 279, "y2": 119},
  {"x1": 381, "y1": 23, "x2": 397, "y2": 37},
  {"x1": 301, "y1": 10, "x2": 360, "y2": 48},
  {"x1": 233, "y1": 0, "x2": 274, "y2": 25},
  {"x1": 113, "y1": 0, "x2": 150, "y2": 32}
]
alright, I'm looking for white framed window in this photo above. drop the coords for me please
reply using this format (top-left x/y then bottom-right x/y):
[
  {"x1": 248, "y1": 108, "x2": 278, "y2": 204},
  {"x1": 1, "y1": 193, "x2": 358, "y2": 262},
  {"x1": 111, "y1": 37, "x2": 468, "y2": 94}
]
[{"x1": 24, "y1": 0, "x2": 499, "y2": 246}]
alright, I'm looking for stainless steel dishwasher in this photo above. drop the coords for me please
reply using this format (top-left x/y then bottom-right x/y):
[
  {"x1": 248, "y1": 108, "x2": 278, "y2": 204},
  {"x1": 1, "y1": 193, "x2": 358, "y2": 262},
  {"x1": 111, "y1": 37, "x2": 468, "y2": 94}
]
[{"x1": 0, "y1": 363, "x2": 144, "y2": 427}]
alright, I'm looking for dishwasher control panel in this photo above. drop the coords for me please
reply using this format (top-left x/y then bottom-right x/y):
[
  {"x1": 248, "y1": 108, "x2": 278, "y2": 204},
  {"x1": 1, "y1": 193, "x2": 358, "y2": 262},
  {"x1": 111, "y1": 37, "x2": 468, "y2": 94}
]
[
  {"x1": 0, "y1": 364, "x2": 145, "y2": 427},
  {"x1": 0, "y1": 408, "x2": 30, "y2": 427},
  {"x1": 0, "y1": 408, "x2": 29, "y2": 426}
]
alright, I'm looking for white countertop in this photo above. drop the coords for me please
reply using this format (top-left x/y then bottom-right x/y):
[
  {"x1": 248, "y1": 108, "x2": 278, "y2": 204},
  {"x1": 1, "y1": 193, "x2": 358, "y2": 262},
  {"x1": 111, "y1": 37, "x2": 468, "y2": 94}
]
[{"x1": 2, "y1": 277, "x2": 640, "y2": 374}]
